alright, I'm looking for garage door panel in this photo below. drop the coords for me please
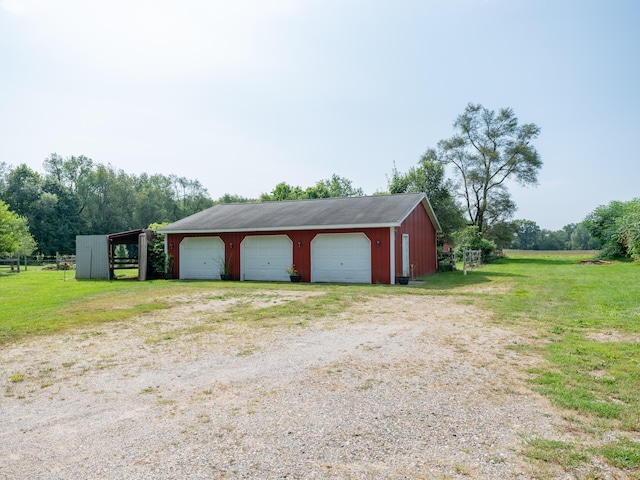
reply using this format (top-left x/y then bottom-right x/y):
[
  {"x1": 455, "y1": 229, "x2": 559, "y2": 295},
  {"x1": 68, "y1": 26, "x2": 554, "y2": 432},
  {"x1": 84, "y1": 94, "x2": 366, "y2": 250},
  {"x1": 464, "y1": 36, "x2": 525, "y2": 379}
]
[
  {"x1": 180, "y1": 237, "x2": 225, "y2": 280},
  {"x1": 311, "y1": 233, "x2": 371, "y2": 283},
  {"x1": 241, "y1": 235, "x2": 292, "y2": 281}
]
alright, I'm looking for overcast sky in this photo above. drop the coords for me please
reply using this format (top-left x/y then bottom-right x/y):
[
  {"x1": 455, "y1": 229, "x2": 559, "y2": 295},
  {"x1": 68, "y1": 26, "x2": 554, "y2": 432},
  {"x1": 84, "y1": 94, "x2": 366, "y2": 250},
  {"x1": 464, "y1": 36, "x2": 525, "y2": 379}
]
[{"x1": 1, "y1": 0, "x2": 638, "y2": 230}]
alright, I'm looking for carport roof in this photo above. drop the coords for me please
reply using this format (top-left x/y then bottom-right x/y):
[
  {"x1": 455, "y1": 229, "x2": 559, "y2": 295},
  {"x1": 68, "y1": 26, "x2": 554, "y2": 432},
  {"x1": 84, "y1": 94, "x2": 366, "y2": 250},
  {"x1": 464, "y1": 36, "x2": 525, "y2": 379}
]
[
  {"x1": 160, "y1": 193, "x2": 441, "y2": 233},
  {"x1": 108, "y1": 229, "x2": 149, "y2": 245}
]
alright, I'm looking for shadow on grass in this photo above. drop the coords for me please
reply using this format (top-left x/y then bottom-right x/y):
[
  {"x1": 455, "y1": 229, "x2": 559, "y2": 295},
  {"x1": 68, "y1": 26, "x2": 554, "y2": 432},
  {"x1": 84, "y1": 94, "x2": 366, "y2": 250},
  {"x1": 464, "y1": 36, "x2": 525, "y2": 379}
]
[
  {"x1": 416, "y1": 269, "x2": 523, "y2": 291},
  {"x1": 500, "y1": 257, "x2": 585, "y2": 266}
]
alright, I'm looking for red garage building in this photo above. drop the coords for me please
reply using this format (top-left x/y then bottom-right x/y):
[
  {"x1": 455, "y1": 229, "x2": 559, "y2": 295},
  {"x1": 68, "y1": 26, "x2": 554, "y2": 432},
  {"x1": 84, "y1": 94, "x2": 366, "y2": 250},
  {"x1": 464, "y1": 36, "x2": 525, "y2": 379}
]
[{"x1": 159, "y1": 193, "x2": 441, "y2": 284}]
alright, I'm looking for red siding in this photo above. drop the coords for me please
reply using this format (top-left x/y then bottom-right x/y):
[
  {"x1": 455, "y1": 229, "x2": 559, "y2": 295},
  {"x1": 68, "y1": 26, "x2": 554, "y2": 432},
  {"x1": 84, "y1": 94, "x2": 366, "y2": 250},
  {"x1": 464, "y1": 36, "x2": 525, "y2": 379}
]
[
  {"x1": 166, "y1": 203, "x2": 436, "y2": 284},
  {"x1": 288, "y1": 228, "x2": 390, "y2": 283},
  {"x1": 394, "y1": 202, "x2": 437, "y2": 279}
]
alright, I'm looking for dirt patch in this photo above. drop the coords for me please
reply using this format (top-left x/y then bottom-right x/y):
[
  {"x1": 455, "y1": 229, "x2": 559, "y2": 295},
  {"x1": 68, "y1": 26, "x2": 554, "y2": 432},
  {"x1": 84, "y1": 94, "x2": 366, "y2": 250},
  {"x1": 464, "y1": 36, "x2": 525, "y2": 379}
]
[
  {"x1": 0, "y1": 291, "x2": 613, "y2": 479},
  {"x1": 584, "y1": 331, "x2": 640, "y2": 343}
]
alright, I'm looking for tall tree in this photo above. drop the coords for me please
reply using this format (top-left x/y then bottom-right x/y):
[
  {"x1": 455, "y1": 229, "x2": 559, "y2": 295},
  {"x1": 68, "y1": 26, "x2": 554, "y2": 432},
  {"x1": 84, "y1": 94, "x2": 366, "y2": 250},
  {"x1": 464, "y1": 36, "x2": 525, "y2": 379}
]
[
  {"x1": 0, "y1": 162, "x2": 8, "y2": 195},
  {"x1": 0, "y1": 200, "x2": 21, "y2": 254},
  {"x1": 261, "y1": 175, "x2": 364, "y2": 202},
  {"x1": 132, "y1": 174, "x2": 177, "y2": 228},
  {"x1": 314, "y1": 174, "x2": 364, "y2": 198},
  {"x1": 437, "y1": 103, "x2": 542, "y2": 232},
  {"x1": 170, "y1": 175, "x2": 214, "y2": 216},
  {"x1": 12, "y1": 215, "x2": 38, "y2": 258},
  {"x1": 616, "y1": 200, "x2": 640, "y2": 262},
  {"x1": 584, "y1": 200, "x2": 629, "y2": 259},
  {"x1": 44, "y1": 154, "x2": 95, "y2": 215},
  {"x1": 537, "y1": 229, "x2": 568, "y2": 250},
  {"x1": 511, "y1": 219, "x2": 541, "y2": 249},
  {"x1": 38, "y1": 180, "x2": 86, "y2": 254},
  {"x1": 0, "y1": 200, "x2": 36, "y2": 256},
  {"x1": 483, "y1": 220, "x2": 517, "y2": 250},
  {"x1": 2, "y1": 165, "x2": 43, "y2": 215},
  {"x1": 570, "y1": 223, "x2": 599, "y2": 250},
  {"x1": 388, "y1": 150, "x2": 466, "y2": 239},
  {"x1": 216, "y1": 193, "x2": 252, "y2": 204},
  {"x1": 261, "y1": 182, "x2": 306, "y2": 201},
  {"x1": 585, "y1": 198, "x2": 640, "y2": 261}
]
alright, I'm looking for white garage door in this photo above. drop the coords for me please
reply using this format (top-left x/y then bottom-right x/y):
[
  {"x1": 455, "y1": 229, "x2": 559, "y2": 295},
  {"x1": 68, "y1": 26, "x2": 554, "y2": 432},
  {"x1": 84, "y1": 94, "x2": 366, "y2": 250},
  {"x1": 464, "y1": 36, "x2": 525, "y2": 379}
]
[
  {"x1": 311, "y1": 233, "x2": 371, "y2": 284},
  {"x1": 180, "y1": 237, "x2": 225, "y2": 280},
  {"x1": 241, "y1": 235, "x2": 292, "y2": 281}
]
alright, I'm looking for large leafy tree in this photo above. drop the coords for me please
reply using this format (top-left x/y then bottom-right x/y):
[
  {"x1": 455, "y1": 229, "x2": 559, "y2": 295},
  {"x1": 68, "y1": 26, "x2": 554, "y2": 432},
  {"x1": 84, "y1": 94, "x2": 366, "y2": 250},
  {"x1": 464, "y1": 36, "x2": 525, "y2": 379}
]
[
  {"x1": 216, "y1": 193, "x2": 253, "y2": 204},
  {"x1": 388, "y1": 149, "x2": 466, "y2": 239},
  {"x1": 37, "y1": 180, "x2": 86, "y2": 254},
  {"x1": 314, "y1": 174, "x2": 364, "y2": 198},
  {"x1": 0, "y1": 200, "x2": 20, "y2": 254},
  {"x1": 511, "y1": 219, "x2": 541, "y2": 249},
  {"x1": 0, "y1": 200, "x2": 36, "y2": 256},
  {"x1": 2, "y1": 164, "x2": 43, "y2": 215},
  {"x1": 170, "y1": 175, "x2": 214, "y2": 216},
  {"x1": 617, "y1": 201, "x2": 640, "y2": 262},
  {"x1": 261, "y1": 175, "x2": 364, "y2": 202},
  {"x1": 261, "y1": 182, "x2": 306, "y2": 201},
  {"x1": 570, "y1": 223, "x2": 599, "y2": 250},
  {"x1": 437, "y1": 103, "x2": 542, "y2": 233},
  {"x1": 585, "y1": 198, "x2": 640, "y2": 261},
  {"x1": 537, "y1": 229, "x2": 569, "y2": 250},
  {"x1": 2, "y1": 166, "x2": 48, "y2": 251},
  {"x1": 483, "y1": 220, "x2": 517, "y2": 250},
  {"x1": 11, "y1": 216, "x2": 38, "y2": 258},
  {"x1": 44, "y1": 154, "x2": 95, "y2": 216}
]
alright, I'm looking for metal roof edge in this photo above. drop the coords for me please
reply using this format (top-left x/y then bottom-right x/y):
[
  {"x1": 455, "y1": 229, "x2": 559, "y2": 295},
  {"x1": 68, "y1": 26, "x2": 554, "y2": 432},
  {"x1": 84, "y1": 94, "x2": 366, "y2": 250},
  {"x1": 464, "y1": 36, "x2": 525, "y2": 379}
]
[{"x1": 159, "y1": 222, "x2": 401, "y2": 235}]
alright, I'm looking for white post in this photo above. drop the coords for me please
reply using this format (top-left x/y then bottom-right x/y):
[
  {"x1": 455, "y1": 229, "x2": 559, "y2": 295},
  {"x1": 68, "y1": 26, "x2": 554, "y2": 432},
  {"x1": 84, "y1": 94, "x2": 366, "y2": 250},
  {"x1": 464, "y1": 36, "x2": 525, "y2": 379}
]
[{"x1": 463, "y1": 250, "x2": 467, "y2": 275}]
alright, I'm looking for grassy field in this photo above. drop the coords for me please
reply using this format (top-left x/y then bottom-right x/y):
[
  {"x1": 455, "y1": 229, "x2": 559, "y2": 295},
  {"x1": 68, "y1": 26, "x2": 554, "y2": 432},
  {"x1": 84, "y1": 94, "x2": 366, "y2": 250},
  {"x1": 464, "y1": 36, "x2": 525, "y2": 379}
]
[
  {"x1": 1, "y1": 251, "x2": 639, "y2": 476},
  {"x1": 0, "y1": 268, "x2": 373, "y2": 344},
  {"x1": 417, "y1": 250, "x2": 640, "y2": 474}
]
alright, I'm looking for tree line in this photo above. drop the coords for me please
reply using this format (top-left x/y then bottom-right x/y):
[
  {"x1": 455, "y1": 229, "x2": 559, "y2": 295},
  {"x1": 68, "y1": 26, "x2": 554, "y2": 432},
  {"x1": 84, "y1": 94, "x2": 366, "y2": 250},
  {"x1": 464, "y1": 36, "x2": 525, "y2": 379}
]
[
  {"x1": 0, "y1": 154, "x2": 213, "y2": 256},
  {"x1": 0, "y1": 155, "x2": 370, "y2": 257},
  {"x1": 1, "y1": 103, "x2": 638, "y2": 263}
]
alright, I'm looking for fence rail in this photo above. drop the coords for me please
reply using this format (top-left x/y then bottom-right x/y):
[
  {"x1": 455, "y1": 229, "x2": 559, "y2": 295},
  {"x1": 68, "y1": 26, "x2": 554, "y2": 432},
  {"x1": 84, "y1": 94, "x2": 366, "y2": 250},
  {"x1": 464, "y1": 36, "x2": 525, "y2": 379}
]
[
  {"x1": 0, "y1": 258, "x2": 20, "y2": 272},
  {"x1": 112, "y1": 257, "x2": 139, "y2": 269},
  {"x1": 0, "y1": 254, "x2": 76, "y2": 271}
]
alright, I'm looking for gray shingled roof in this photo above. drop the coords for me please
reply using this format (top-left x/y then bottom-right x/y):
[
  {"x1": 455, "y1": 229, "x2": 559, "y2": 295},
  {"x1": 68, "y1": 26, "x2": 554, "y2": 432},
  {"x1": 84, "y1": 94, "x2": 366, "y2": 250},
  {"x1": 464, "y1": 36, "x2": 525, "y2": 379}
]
[{"x1": 160, "y1": 193, "x2": 441, "y2": 233}]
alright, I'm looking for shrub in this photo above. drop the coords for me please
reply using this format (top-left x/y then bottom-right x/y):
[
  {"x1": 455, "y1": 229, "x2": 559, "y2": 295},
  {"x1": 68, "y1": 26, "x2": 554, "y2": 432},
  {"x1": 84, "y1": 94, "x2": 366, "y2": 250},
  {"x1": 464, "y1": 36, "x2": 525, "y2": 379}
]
[
  {"x1": 452, "y1": 226, "x2": 496, "y2": 262},
  {"x1": 147, "y1": 222, "x2": 169, "y2": 278}
]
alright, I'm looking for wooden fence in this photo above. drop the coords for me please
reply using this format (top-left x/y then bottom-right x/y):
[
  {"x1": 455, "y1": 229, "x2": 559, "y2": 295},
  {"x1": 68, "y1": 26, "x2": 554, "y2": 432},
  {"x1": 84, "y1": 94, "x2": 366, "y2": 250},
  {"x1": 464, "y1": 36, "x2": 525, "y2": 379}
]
[{"x1": 0, "y1": 254, "x2": 77, "y2": 271}]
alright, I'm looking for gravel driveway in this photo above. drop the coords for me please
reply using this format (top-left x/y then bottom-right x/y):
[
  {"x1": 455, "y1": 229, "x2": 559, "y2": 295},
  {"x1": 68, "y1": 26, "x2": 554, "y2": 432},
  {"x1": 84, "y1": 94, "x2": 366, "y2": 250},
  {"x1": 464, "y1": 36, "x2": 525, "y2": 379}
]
[{"x1": 1, "y1": 290, "x2": 572, "y2": 479}]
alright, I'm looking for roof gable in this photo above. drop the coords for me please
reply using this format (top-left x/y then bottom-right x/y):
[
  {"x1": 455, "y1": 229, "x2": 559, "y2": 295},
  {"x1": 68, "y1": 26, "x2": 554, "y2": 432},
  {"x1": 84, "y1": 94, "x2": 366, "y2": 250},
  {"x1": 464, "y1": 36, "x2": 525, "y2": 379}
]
[{"x1": 160, "y1": 193, "x2": 441, "y2": 233}]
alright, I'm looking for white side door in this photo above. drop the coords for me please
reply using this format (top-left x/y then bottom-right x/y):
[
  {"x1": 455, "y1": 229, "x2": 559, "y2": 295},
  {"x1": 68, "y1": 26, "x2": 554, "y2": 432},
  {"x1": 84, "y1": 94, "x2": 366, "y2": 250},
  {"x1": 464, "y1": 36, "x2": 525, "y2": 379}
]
[{"x1": 402, "y1": 234, "x2": 410, "y2": 277}]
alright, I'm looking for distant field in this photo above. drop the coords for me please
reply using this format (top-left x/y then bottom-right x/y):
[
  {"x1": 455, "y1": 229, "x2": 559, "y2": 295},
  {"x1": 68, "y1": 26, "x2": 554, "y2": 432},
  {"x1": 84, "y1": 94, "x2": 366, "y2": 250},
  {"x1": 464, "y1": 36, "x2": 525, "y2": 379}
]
[
  {"x1": 1, "y1": 251, "x2": 639, "y2": 475},
  {"x1": 504, "y1": 249, "x2": 600, "y2": 259}
]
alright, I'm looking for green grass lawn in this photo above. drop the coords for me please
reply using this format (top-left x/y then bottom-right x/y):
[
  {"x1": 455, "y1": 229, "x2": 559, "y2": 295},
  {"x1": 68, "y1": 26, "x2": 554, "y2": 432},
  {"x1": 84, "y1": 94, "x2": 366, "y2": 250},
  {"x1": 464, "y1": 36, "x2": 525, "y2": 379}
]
[
  {"x1": 418, "y1": 250, "x2": 640, "y2": 475},
  {"x1": 0, "y1": 268, "x2": 373, "y2": 343},
  {"x1": 0, "y1": 269, "x2": 175, "y2": 342},
  {"x1": 2, "y1": 253, "x2": 639, "y2": 475}
]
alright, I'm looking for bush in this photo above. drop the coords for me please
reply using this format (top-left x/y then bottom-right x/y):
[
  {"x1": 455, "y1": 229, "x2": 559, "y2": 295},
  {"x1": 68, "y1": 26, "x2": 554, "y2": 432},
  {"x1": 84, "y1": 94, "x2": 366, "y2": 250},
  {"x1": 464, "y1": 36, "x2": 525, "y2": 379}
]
[
  {"x1": 147, "y1": 222, "x2": 169, "y2": 278},
  {"x1": 452, "y1": 226, "x2": 497, "y2": 262}
]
